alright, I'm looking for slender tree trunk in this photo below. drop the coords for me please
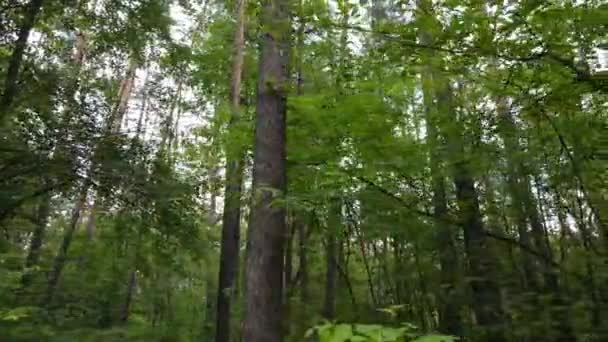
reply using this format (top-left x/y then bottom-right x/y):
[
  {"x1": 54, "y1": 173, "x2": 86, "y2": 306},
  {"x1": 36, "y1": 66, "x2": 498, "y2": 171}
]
[
  {"x1": 496, "y1": 98, "x2": 540, "y2": 284},
  {"x1": 284, "y1": 217, "x2": 294, "y2": 293},
  {"x1": 109, "y1": 59, "x2": 137, "y2": 133},
  {"x1": 19, "y1": 29, "x2": 89, "y2": 290},
  {"x1": 20, "y1": 192, "x2": 50, "y2": 288},
  {"x1": 120, "y1": 269, "x2": 137, "y2": 322},
  {"x1": 282, "y1": 215, "x2": 295, "y2": 337},
  {"x1": 413, "y1": 242, "x2": 430, "y2": 331},
  {"x1": 0, "y1": 0, "x2": 44, "y2": 119},
  {"x1": 322, "y1": 220, "x2": 338, "y2": 319},
  {"x1": 422, "y1": 72, "x2": 461, "y2": 338},
  {"x1": 241, "y1": 0, "x2": 289, "y2": 339},
  {"x1": 45, "y1": 184, "x2": 88, "y2": 304},
  {"x1": 215, "y1": 0, "x2": 247, "y2": 341},
  {"x1": 495, "y1": 97, "x2": 575, "y2": 340},
  {"x1": 203, "y1": 274, "x2": 216, "y2": 337},
  {"x1": 417, "y1": 8, "x2": 461, "y2": 334},
  {"x1": 354, "y1": 222, "x2": 378, "y2": 307},
  {"x1": 80, "y1": 57, "x2": 137, "y2": 244},
  {"x1": 297, "y1": 220, "x2": 309, "y2": 303},
  {"x1": 292, "y1": 217, "x2": 311, "y2": 338},
  {"x1": 135, "y1": 66, "x2": 151, "y2": 138},
  {"x1": 45, "y1": 59, "x2": 136, "y2": 304}
]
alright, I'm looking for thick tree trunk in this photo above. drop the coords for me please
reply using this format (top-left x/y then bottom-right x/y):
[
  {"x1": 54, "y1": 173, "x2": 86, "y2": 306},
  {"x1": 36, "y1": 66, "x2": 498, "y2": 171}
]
[
  {"x1": 452, "y1": 168, "x2": 506, "y2": 339},
  {"x1": 214, "y1": 0, "x2": 246, "y2": 340},
  {"x1": 0, "y1": 0, "x2": 44, "y2": 119},
  {"x1": 433, "y1": 75, "x2": 506, "y2": 340},
  {"x1": 241, "y1": 0, "x2": 289, "y2": 339},
  {"x1": 414, "y1": 1, "x2": 506, "y2": 332}
]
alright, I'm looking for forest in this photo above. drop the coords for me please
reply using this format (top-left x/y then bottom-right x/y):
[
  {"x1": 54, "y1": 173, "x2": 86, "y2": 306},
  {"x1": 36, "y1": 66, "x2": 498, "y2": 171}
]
[{"x1": 0, "y1": 0, "x2": 607, "y2": 341}]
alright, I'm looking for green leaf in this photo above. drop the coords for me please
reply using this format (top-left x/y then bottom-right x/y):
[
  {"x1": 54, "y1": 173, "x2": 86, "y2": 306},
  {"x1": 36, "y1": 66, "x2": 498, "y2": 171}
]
[{"x1": 412, "y1": 335, "x2": 458, "y2": 342}]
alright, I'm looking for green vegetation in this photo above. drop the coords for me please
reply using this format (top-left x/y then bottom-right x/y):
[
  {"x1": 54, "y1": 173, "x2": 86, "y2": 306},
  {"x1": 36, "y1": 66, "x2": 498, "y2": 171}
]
[{"x1": 0, "y1": 0, "x2": 606, "y2": 341}]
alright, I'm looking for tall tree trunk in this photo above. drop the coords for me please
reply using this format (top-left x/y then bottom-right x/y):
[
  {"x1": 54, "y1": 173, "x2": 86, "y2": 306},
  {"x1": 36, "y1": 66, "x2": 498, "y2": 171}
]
[
  {"x1": 422, "y1": 68, "x2": 461, "y2": 338},
  {"x1": 495, "y1": 97, "x2": 575, "y2": 340},
  {"x1": 20, "y1": 28, "x2": 89, "y2": 289},
  {"x1": 45, "y1": 184, "x2": 88, "y2": 304},
  {"x1": 417, "y1": 6, "x2": 461, "y2": 334},
  {"x1": 284, "y1": 216, "x2": 294, "y2": 293},
  {"x1": 45, "y1": 60, "x2": 136, "y2": 304},
  {"x1": 84, "y1": 57, "x2": 138, "y2": 237},
  {"x1": 415, "y1": 2, "x2": 506, "y2": 334},
  {"x1": 413, "y1": 242, "x2": 430, "y2": 331},
  {"x1": 574, "y1": 196, "x2": 603, "y2": 328},
  {"x1": 322, "y1": 215, "x2": 338, "y2": 319},
  {"x1": 203, "y1": 273, "x2": 216, "y2": 337},
  {"x1": 297, "y1": 220, "x2": 309, "y2": 303},
  {"x1": 241, "y1": 0, "x2": 289, "y2": 339},
  {"x1": 215, "y1": 0, "x2": 247, "y2": 340},
  {"x1": 20, "y1": 191, "x2": 51, "y2": 288},
  {"x1": 109, "y1": 58, "x2": 137, "y2": 133},
  {"x1": 427, "y1": 65, "x2": 506, "y2": 340},
  {"x1": 0, "y1": 0, "x2": 45, "y2": 119},
  {"x1": 120, "y1": 269, "x2": 137, "y2": 323},
  {"x1": 282, "y1": 216, "x2": 295, "y2": 337},
  {"x1": 354, "y1": 221, "x2": 378, "y2": 307},
  {"x1": 495, "y1": 97, "x2": 540, "y2": 287},
  {"x1": 135, "y1": 66, "x2": 151, "y2": 138}
]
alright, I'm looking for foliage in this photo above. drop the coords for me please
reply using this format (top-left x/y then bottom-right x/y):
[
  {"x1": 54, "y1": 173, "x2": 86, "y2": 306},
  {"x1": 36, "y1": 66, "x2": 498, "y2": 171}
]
[
  {"x1": 0, "y1": 0, "x2": 606, "y2": 341},
  {"x1": 306, "y1": 322, "x2": 456, "y2": 342}
]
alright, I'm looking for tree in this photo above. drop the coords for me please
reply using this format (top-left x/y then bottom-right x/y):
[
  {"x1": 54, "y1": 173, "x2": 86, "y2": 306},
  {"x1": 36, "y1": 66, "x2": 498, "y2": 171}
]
[
  {"x1": 215, "y1": 0, "x2": 247, "y2": 340},
  {"x1": 0, "y1": 0, "x2": 606, "y2": 341},
  {"x1": 0, "y1": 0, "x2": 45, "y2": 121},
  {"x1": 241, "y1": 0, "x2": 290, "y2": 339}
]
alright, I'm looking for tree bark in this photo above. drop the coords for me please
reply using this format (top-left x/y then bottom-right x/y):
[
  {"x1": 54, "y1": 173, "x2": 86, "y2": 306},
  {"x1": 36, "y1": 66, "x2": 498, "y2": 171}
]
[
  {"x1": 451, "y1": 164, "x2": 506, "y2": 339},
  {"x1": 108, "y1": 58, "x2": 137, "y2": 133},
  {"x1": 417, "y1": 8, "x2": 461, "y2": 334},
  {"x1": 284, "y1": 217, "x2": 294, "y2": 294},
  {"x1": 21, "y1": 192, "x2": 50, "y2": 288},
  {"x1": 354, "y1": 221, "x2": 378, "y2": 307},
  {"x1": 215, "y1": 0, "x2": 247, "y2": 340},
  {"x1": 45, "y1": 58, "x2": 136, "y2": 304},
  {"x1": 120, "y1": 269, "x2": 137, "y2": 323},
  {"x1": 297, "y1": 220, "x2": 309, "y2": 303},
  {"x1": 0, "y1": 0, "x2": 45, "y2": 119},
  {"x1": 322, "y1": 215, "x2": 338, "y2": 320},
  {"x1": 45, "y1": 183, "x2": 88, "y2": 304},
  {"x1": 496, "y1": 97, "x2": 575, "y2": 340},
  {"x1": 241, "y1": 0, "x2": 289, "y2": 339},
  {"x1": 435, "y1": 70, "x2": 506, "y2": 341}
]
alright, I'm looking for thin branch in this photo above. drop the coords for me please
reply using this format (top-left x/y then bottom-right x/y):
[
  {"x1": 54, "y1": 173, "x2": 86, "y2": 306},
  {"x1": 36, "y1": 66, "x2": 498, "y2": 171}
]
[{"x1": 349, "y1": 171, "x2": 591, "y2": 283}]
